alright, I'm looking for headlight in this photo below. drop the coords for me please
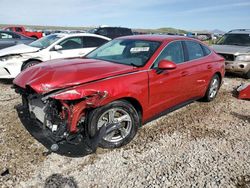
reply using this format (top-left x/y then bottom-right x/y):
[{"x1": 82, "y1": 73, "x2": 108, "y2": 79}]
[
  {"x1": 0, "y1": 55, "x2": 22, "y2": 62},
  {"x1": 235, "y1": 55, "x2": 250, "y2": 62}
]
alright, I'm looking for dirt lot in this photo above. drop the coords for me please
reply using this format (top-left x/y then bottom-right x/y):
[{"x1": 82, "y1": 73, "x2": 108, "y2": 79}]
[{"x1": 0, "y1": 76, "x2": 249, "y2": 188}]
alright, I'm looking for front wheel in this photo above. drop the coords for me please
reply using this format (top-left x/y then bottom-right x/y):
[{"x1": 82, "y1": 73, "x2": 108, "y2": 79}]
[
  {"x1": 21, "y1": 61, "x2": 40, "y2": 71},
  {"x1": 203, "y1": 74, "x2": 221, "y2": 102},
  {"x1": 87, "y1": 100, "x2": 140, "y2": 148}
]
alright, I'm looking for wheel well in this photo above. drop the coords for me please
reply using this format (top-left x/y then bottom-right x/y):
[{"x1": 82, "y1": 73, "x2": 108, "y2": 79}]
[
  {"x1": 122, "y1": 97, "x2": 143, "y2": 122},
  {"x1": 31, "y1": 36, "x2": 38, "y2": 39},
  {"x1": 21, "y1": 59, "x2": 42, "y2": 70},
  {"x1": 214, "y1": 72, "x2": 222, "y2": 85}
]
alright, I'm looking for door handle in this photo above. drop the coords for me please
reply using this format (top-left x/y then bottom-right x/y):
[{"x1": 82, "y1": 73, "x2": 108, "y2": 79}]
[
  {"x1": 207, "y1": 65, "x2": 212, "y2": 69},
  {"x1": 181, "y1": 71, "x2": 189, "y2": 76}
]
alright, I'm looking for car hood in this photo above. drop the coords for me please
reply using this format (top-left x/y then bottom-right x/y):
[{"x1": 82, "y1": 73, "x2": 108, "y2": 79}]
[
  {"x1": 0, "y1": 44, "x2": 40, "y2": 57},
  {"x1": 211, "y1": 44, "x2": 250, "y2": 55},
  {"x1": 13, "y1": 58, "x2": 137, "y2": 94}
]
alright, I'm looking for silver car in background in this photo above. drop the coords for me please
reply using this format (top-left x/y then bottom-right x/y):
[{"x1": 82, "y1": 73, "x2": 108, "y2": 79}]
[{"x1": 211, "y1": 29, "x2": 250, "y2": 79}]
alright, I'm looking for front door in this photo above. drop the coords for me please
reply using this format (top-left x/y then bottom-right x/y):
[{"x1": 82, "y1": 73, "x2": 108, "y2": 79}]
[
  {"x1": 49, "y1": 36, "x2": 87, "y2": 60},
  {"x1": 147, "y1": 41, "x2": 189, "y2": 117}
]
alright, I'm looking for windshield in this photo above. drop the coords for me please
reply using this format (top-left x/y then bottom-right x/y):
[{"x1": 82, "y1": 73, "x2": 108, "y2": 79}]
[
  {"x1": 29, "y1": 34, "x2": 62, "y2": 49},
  {"x1": 86, "y1": 39, "x2": 161, "y2": 67},
  {"x1": 216, "y1": 33, "x2": 250, "y2": 46}
]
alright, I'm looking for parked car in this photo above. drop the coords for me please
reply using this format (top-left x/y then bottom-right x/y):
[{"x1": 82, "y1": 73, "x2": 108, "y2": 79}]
[
  {"x1": 211, "y1": 29, "x2": 250, "y2": 78},
  {"x1": 0, "y1": 33, "x2": 110, "y2": 79},
  {"x1": 3, "y1": 26, "x2": 43, "y2": 39},
  {"x1": 0, "y1": 30, "x2": 35, "y2": 50},
  {"x1": 236, "y1": 83, "x2": 250, "y2": 100},
  {"x1": 13, "y1": 35, "x2": 225, "y2": 155},
  {"x1": 89, "y1": 26, "x2": 133, "y2": 39}
]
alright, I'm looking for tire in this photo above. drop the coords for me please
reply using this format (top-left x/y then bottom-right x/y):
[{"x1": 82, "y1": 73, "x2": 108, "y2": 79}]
[
  {"x1": 87, "y1": 100, "x2": 140, "y2": 148},
  {"x1": 203, "y1": 74, "x2": 221, "y2": 102},
  {"x1": 22, "y1": 61, "x2": 40, "y2": 71}
]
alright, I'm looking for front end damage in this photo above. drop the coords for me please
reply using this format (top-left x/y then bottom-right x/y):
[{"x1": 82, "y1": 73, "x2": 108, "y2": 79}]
[{"x1": 14, "y1": 85, "x2": 109, "y2": 156}]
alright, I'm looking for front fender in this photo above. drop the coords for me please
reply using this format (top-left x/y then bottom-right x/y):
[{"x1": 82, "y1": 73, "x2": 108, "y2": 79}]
[{"x1": 49, "y1": 71, "x2": 148, "y2": 109}]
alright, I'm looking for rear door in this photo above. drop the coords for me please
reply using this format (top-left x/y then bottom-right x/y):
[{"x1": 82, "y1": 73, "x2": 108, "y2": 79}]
[{"x1": 182, "y1": 40, "x2": 209, "y2": 98}]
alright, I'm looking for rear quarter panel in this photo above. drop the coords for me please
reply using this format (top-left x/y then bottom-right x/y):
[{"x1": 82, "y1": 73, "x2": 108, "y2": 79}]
[{"x1": 198, "y1": 52, "x2": 225, "y2": 96}]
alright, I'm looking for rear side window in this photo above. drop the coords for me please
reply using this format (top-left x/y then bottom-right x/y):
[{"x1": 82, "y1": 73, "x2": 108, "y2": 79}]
[
  {"x1": 82, "y1": 37, "x2": 108, "y2": 48},
  {"x1": 153, "y1": 41, "x2": 184, "y2": 67},
  {"x1": 0, "y1": 32, "x2": 13, "y2": 39},
  {"x1": 185, "y1": 41, "x2": 204, "y2": 60},
  {"x1": 0, "y1": 32, "x2": 18, "y2": 39},
  {"x1": 201, "y1": 44, "x2": 211, "y2": 56},
  {"x1": 16, "y1": 27, "x2": 23, "y2": 32}
]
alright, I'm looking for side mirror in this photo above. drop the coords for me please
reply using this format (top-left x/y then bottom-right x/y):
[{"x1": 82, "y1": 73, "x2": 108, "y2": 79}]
[
  {"x1": 158, "y1": 59, "x2": 177, "y2": 70},
  {"x1": 54, "y1": 44, "x2": 63, "y2": 51}
]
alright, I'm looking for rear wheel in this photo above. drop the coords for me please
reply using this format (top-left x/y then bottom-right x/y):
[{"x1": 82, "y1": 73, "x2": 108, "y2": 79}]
[
  {"x1": 203, "y1": 74, "x2": 221, "y2": 102},
  {"x1": 87, "y1": 100, "x2": 139, "y2": 148},
  {"x1": 21, "y1": 61, "x2": 40, "y2": 71}
]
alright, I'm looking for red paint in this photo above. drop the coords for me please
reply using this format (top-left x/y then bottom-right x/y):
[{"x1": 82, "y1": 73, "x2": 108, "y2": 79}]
[
  {"x1": 237, "y1": 84, "x2": 250, "y2": 100},
  {"x1": 14, "y1": 58, "x2": 136, "y2": 94},
  {"x1": 13, "y1": 35, "x2": 225, "y2": 132},
  {"x1": 3, "y1": 26, "x2": 43, "y2": 39},
  {"x1": 60, "y1": 91, "x2": 108, "y2": 132},
  {"x1": 158, "y1": 60, "x2": 177, "y2": 70}
]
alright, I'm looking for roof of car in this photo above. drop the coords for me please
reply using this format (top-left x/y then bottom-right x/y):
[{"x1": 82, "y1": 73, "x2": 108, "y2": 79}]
[
  {"x1": 51, "y1": 33, "x2": 111, "y2": 40},
  {"x1": 117, "y1": 34, "x2": 189, "y2": 42},
  {"x1": 227, "y1": 29, "x2": 250, "y2": 34}
]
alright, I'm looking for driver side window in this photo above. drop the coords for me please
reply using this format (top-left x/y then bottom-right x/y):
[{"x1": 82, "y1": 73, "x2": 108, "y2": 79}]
[
  {"x1": 58, "y1": 37, "x2": 83, "y2": 50},
  {"x1": 153, "y1": 41, "x2": 184, "y2": 68}
]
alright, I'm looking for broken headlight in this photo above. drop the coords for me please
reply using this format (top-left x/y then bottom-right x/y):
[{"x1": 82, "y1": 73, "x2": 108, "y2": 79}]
[
  {"x1": 235, "y1": 55, "x2": 250, "y2": 62},
  {"x1": 0, "y1": 55, "x2": 22, "y2": 62}
]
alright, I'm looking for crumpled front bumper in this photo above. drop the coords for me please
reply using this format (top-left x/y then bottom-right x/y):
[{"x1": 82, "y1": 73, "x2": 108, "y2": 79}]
[{"x1": 16, "y1": 104, "x2": 94, "y2": 157}]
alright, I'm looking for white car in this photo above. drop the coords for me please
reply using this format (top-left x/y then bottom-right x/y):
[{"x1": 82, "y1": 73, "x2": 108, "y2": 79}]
[{"x1": 0, "y1": 33, "x2": 110, "y2": 78}]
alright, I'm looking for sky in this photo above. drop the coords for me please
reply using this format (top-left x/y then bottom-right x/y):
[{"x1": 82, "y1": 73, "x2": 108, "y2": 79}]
[{"x1": 0, "y1": 0, "x2": 250, "y2": 31}]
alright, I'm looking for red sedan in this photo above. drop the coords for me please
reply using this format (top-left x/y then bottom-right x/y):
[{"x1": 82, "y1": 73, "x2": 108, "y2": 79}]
[{"x1": 13, "y1": 35, "x2": 225, "y2": 155}]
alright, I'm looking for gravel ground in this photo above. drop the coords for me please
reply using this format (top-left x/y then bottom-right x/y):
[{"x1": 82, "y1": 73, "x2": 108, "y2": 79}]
[{"x1": 0, "y1": 76, "x2": 249, "y2": 188}]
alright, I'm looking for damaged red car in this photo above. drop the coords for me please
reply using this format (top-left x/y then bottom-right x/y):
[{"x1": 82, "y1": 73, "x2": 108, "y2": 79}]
[{"x1": 13, "y1": 35, "x2": 225, "y2": 156}]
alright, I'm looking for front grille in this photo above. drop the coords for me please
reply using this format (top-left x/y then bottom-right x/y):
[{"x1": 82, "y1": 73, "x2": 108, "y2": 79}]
[{"x1": 218, "y1": 53, "x2": 235, "y2": 61}]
